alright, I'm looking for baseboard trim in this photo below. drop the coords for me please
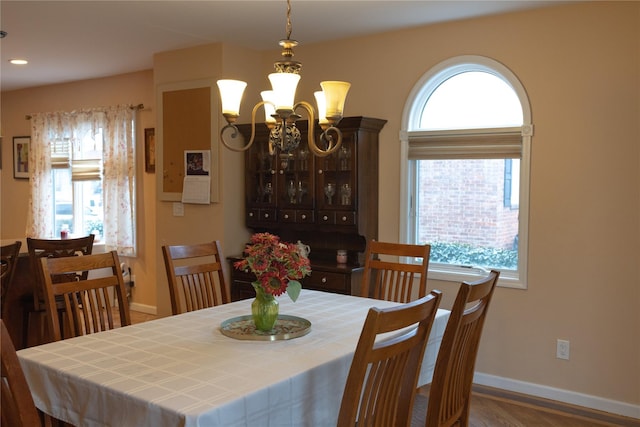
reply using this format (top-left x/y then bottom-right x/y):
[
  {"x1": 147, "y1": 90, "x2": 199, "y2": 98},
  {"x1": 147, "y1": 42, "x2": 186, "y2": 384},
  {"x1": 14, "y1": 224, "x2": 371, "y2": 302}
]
[
  {"x1": 474, "y1": 372, "x2": 640, "y2": 420},
  {"x1": 129, "y1": 302, "x2": 157, "y2": 315}
]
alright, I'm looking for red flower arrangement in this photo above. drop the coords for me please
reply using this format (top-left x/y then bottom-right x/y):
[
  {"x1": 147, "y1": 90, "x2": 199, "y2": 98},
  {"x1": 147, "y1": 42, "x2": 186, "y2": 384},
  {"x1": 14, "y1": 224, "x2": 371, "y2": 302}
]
[{"x1": 234, "y1": 233, "x2": 311, "y2": 301}]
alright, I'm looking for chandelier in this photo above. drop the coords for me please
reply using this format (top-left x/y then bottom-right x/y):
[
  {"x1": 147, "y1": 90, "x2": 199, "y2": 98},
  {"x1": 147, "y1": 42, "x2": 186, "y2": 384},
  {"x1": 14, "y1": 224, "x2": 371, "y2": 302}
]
[{"x1": 216, "y1": 0, "x2": 350, "y2": 168}]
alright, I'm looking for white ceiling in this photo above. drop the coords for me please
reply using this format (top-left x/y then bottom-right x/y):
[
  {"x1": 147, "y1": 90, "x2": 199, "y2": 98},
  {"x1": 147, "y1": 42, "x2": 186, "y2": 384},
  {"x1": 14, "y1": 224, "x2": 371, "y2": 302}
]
[{"x1": 1, "y1": 1, "x2": 566, "y2": 92}]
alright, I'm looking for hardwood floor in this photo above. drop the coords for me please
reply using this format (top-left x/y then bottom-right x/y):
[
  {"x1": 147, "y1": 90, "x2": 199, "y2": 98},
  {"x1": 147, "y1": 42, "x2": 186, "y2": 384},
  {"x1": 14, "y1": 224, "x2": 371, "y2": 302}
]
[
  {"x1": 127, "y1": 310, "x2": 639, "y2": 427},
  {"x1": 412, "y1": 384, "x2": 640, "y2": 427},
  {"x1": 127, "y1": 309, "x2": 157, "y2": 324}
]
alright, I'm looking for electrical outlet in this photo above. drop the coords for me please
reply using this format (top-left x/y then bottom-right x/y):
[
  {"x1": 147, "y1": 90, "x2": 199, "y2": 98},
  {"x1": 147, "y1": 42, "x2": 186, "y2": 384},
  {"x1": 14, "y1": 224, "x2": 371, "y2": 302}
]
[{"x1": 557, "y1": 339, "x2": 570, "y2": 360}]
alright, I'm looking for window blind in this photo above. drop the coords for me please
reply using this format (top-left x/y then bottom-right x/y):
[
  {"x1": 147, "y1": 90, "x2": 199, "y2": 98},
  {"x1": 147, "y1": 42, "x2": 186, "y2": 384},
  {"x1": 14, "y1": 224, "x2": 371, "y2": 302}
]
[
  {"x1": 71, "y1": 159, "x2": 101, "y2": 181},
  {"x1": 51, "y1": 139, "x2": 70, "y2": 168},
  {"x1": 408, "y1": 127, "x2": 522, "y2": 160}
]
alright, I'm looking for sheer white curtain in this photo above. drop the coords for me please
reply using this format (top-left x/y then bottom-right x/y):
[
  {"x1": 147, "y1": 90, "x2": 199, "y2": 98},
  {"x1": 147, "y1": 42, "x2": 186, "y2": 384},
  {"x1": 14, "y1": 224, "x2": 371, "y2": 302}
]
[
  {"x1": 27, "y1": 105, "x2": 137, "y2": 256},
  {"x1": 101, "y1": 106, "x2": 136, "y2": 256},
  {"x1": 27, "y1": 114, "x2": 60, "y2": 237}
]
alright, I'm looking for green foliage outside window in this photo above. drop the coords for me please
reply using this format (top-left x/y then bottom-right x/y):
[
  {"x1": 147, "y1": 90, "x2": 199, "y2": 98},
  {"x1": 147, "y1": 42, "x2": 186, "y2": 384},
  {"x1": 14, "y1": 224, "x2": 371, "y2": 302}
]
[
  {"x1": 429, "y1": 241, "x2": 517, "y2": 270},
  {"x1": 85, "y1": 220, "x2": 103, "y2": 237}
]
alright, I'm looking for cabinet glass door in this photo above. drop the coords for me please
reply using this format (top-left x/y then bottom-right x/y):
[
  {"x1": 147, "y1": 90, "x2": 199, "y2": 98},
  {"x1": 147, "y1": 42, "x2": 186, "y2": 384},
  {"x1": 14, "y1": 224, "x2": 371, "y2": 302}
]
[
  {"x1": 277, "y1": 145, "x2": 313, "y2": 209},
  {"x1": 316, "y1": 134, "x2": 356, "y2": 225},
  {"x1": 247, "y1": 145, "x2": 277, "y2": 206},
  {"x1": 245, "y1": 141, "x2": 278, "y2": 224}
]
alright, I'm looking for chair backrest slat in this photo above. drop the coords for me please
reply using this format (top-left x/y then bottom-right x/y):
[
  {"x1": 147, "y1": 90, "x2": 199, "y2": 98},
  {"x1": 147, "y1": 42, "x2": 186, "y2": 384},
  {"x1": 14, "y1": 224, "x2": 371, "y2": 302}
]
[
  {"x1": 338, "y1": 290, "x2": 442, "y2": 427},
  {"x1": 163, "y1": 241, "x2": 229, "y2": 315},
  {"x1": 361, "y1": 240, "x2": 431, "y2": 303}
]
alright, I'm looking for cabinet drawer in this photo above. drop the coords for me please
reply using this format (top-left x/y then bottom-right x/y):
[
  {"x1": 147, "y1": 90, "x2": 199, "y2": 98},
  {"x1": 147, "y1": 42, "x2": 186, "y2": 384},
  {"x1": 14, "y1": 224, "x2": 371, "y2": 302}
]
[
  {"x1": 305, "y1": 271, "x2": 348, "y2": 293},
  {"x1": 280, "y1": 209, "x2": 296, "y2": 223},
  {"x1": 280, "y1": 210, "x2": 315, "y2": 223},
  {"x1": 247, "y1": 208, "x2": 277, "y2": 224},
  {"x1": 318, "y1": 211, "x2": 356, "y2": 225},
  {"x1": 247, "y1": 208, "x2": 260, "y2": 222},
  {"x1": 318, "y1": 211, "x2": 335, "y2": 224},
  {"x1": 247, "y1": 208, "x2": 277, "y2": 222},
  {"x1": 336, "y1": 211, "x2": 356, "y2": 225},
  {"x1": 297, "y1": 210, "x2": 314, "y2": 223}
]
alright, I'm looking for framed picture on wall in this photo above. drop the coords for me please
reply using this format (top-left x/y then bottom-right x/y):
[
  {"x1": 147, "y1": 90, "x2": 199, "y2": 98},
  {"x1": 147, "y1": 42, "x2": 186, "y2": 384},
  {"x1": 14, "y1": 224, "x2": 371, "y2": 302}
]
[
  {"x1": 13, "y1": 136, "x2": 30, "y2": 179},
  {"x1": 145, "y1": 128, "x2": 155, "y2": 173}
]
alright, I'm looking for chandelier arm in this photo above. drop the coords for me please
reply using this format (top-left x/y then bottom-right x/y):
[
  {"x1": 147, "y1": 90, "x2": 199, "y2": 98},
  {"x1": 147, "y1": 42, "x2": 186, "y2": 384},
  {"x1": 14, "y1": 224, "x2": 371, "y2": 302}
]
[
  {"x1": 292, "y1": 101, "x2": 342, "y2": 157},
  {"x1": 293, "y1": 100, "x2": 315, "y2": 121},
  {"x1": 219, "y1": 123, "x2": 249, "y2": 152},
  {"x1": 219, "y1": 101, "x2": 272, "y2": 152},
  {"x1": 316, "y1": 126, "x2": 343, "y2": 157},
  {"x1": 293, "y1": 101, "x2": 317, "y2": 153}
]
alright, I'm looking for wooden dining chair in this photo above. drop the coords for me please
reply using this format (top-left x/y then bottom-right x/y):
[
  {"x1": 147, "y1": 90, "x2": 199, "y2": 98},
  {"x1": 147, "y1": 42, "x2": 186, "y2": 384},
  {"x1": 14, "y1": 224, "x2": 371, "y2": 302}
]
[
  {"x1": 1, "y1": 240, "x2": 22, "y2": 317},
  {"x1": 24, "y1": 235, "x2": 95, "y2": 346},
  {"x1": 162, "y1": 241, "x2": 230, "y2": 315},
  {"x1": 420, "y1": 269, "x2": 500, "y2": 427},
  {"x1": 360, "y1": 240, "x2": 431, "y2": 303},
  {"x1": 40, "y1": 251, "x2": 131, "y2": 342},
  {"x1": 337, "y1": 290, "x2": 442, "y2": 427},
  {"x1": 1, "y1": 319, "x2": 42, "y2": 427}
]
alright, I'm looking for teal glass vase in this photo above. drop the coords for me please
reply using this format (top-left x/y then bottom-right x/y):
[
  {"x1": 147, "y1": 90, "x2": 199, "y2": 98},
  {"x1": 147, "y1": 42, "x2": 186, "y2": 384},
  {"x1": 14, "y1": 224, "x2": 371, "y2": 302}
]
[{"x1": 251, "y1": 283, "x2": 279, "y2": 332}]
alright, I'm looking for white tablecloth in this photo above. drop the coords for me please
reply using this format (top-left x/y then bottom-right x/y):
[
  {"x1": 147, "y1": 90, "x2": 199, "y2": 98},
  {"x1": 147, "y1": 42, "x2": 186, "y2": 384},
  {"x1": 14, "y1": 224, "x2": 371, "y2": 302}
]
[{"x1": 18, "y1": 290, "x2": 449, "y2": 427}]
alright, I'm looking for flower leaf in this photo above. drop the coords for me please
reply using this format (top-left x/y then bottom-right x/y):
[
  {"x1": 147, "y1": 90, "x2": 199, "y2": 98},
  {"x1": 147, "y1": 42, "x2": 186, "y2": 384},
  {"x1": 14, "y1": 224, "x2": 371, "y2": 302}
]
[{"x1": 286, "y1": 280, "x2": 302, "y2": 302}]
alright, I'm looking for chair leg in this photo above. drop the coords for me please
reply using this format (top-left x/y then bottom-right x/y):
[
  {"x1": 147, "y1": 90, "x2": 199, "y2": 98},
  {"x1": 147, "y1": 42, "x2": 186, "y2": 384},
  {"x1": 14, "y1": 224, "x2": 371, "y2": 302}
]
[
  {"x1": 24, "y1": 310, "x2": 49, "y2": 347},
  {"x1": 40, "y1": 410, "x2": 72, "y2": 427},
  {"x1": 22, "y1": 309, "x2": 31, "y2": 348},
  {"x1": 37, "y1": 311, "x2": 47, "y2": 345}
]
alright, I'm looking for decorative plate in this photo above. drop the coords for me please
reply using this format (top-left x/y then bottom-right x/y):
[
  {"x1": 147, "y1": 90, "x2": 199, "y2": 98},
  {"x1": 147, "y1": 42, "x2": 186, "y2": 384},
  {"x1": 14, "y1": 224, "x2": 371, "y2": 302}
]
[{"x1": 220, "y1": 315, "x2": 311, "y2": 341}]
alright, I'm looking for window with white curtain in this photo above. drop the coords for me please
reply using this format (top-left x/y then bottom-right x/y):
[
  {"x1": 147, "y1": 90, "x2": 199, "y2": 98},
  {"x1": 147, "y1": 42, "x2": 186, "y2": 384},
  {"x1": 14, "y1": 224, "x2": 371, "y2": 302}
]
[
  {"x1": 50, "y1": 132, "x2": 103, "y2": 240},
  {"x1": 27, "y1": 105, "x2": 137, "y2": 256},
  {"x1": 401, "y1": 56, "x2": 533, "y2": 288}
]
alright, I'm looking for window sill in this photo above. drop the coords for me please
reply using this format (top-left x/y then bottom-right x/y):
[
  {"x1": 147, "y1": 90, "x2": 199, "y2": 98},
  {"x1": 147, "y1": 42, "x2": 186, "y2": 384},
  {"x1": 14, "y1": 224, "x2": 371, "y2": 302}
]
[{"x1": 428, "y1": 267, "x2": 526, "y2": 289}]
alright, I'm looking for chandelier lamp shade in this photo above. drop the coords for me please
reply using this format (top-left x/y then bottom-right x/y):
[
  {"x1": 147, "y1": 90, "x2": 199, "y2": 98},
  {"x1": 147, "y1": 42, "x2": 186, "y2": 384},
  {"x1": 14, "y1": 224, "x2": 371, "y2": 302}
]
[{"x1": 216, "y1": 0, "x2": 350, "y2": 167}]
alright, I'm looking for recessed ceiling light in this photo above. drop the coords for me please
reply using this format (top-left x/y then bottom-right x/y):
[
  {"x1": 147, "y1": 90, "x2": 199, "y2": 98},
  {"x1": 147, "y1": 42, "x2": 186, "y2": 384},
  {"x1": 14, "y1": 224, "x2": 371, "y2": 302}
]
[{"x1": 10, "y1": 59, "x2": 28, "y2": 65}]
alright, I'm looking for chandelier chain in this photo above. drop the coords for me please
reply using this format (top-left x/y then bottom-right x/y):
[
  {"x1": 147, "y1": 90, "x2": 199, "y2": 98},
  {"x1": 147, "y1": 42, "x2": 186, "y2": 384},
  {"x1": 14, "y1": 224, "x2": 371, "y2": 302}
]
[{"x1": 285, "y1": 0, "x2": 292, "y2": 40}]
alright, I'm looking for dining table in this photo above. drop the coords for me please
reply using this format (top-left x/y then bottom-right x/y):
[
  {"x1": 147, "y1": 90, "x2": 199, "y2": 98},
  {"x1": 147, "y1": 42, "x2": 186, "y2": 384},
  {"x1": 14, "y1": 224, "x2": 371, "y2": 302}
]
[{"x1": 17, "y1": 289, "x2": 450, "y2": 427}]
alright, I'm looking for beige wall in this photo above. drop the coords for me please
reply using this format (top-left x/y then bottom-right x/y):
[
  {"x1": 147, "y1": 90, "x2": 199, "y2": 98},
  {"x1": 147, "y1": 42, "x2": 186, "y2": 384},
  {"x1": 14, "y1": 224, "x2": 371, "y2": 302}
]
[
  {"x1": 1, "y1": 0, "x2": 638, "y2": 414},
  {"x1": 152, "y1": 43, "x2": 255, "y2": 316},
  {"x1": 295, "y1": 2, "x2": 639, "y2": 408}
]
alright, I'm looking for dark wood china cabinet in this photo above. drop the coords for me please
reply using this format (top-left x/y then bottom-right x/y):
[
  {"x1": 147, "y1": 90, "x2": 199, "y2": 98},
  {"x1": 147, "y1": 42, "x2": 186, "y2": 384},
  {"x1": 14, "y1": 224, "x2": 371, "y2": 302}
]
[{"x1": 229, "y1": 116, "x2": 386, "y2": 301}]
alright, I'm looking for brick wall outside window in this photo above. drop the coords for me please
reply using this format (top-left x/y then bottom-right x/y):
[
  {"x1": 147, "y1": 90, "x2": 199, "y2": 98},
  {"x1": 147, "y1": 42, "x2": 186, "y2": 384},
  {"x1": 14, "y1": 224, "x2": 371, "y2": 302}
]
[{"x1": 417, "y1": 159, "x2": 518, "y2": 250}]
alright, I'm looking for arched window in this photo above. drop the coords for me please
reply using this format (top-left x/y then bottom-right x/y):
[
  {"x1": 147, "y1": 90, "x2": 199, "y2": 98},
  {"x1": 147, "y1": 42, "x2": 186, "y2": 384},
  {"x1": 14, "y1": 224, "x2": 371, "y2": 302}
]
[{"x1": 400, "y1": 56, "x2": 533, "y2": 288}]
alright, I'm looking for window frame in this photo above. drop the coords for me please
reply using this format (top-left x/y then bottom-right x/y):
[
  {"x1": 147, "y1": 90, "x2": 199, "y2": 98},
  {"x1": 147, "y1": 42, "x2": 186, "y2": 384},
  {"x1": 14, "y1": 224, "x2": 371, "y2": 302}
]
[{"x1": 400, "y1": 55, "x2": 533, "y2": 289}]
